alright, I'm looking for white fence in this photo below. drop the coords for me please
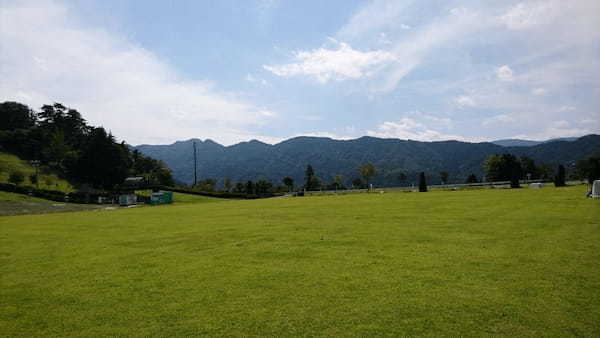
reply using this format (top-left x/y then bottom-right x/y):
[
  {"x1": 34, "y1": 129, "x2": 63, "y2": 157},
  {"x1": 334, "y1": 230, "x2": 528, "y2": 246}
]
[{"x1": 294, "y1": 179, "x2": 588, "y2": 197}]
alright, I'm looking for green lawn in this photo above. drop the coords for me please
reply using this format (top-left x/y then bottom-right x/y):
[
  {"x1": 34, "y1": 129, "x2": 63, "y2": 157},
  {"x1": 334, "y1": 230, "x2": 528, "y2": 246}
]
[{"x1": 1, "y1": 185, "x2": 599, "y2": 336}]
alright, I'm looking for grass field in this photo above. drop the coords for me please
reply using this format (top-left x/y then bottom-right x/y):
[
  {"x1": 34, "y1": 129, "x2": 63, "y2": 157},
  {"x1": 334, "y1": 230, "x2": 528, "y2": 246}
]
[{"x1": 1, "y1": 185, "x2": 599, "y2": 336}]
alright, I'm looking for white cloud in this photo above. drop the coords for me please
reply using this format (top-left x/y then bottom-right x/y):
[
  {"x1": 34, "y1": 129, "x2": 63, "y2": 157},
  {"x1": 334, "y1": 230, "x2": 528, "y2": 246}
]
[
  {"x1": 557, "y1": 105, "x2": 576, "y2": 113},
  {"x1": 245, "y1": 74, "x2": 269, "y2": 86},
  {"x1": 496, "y1": 65, "x2": 514, "y2": 81},
  {"x1": 531, "y1": 88, "x2": 546, "y2": 96},
  {"x1": 404, "y1": 111, "x2": 454, "y2": 129},
  {"x1": 455, "y1": 95, "x2": 477, "y2": 107},
  {"x1": 294, "y1": 131, "x2": 353, "y2": 140},
  {"x1": 336, "y1": 0, "x2": 416, "y2": 40},
  {"x1": 366, "y1": 118, "x2": 469, "y2": 142},
  {"x1": 377, "y1": 7, "x2": 490, "y2": 92},
  {"x1": 264, "y1": 39, "x2": 395, "y2": 83},
  {"x1": 512, "y1": 120, "x2": 594, "y2": 140},
  {"x1": 482, "y1": 114, "x2": 516, "y2": 127},
  {"x1": 501, "y1": 2, "x2": 558, "y2": 30},
  {"x1": 580, "y1": 118, "x2": 597, "y2": 125},
  {"x1": 378, "y1": 32, "x2": 392, "y2": 45},
  {"x1": 0, "y1": 1, "x2": 277, "y2": 146},
  {"x1": 299, "y1": 115, "x2": 323, "y2": 121},
  {"x1": 500, "y1": 1, "x2": 600, "y2": 45}
]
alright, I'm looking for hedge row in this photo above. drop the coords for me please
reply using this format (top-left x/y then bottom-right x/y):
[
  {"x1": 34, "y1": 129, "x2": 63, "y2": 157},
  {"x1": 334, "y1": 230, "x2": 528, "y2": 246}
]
[
  {"x1": 0, "y1": 183, "x2": 113, "y2": 204},
  {"x1": 151, "y1": 185, "x2": 280, "y2": 199},
  {"x1": 0, "y1": 182, "x2": 280, "y2": 205}
]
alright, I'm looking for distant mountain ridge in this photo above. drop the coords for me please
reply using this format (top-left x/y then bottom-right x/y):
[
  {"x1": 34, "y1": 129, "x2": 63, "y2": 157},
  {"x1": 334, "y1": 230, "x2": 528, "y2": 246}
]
[
  {"x1": 492, "y1": 137, "x2": 578, "y2": 147},
  {"x1": 134, "y1": 134, "x2": 600, "y2": 187}
]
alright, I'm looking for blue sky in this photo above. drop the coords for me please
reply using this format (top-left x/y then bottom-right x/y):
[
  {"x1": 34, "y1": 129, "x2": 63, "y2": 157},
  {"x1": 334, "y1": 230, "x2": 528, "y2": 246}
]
[{"x1": 1, "y1": 0, "x2": 599, "y2": 145}]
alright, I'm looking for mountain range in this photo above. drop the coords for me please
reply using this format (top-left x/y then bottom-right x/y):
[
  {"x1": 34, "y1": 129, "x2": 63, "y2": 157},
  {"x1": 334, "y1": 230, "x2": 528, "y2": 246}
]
[
  {"x1": 491, "y1": 137, "x2": 578, "y2": 147},
  {"x1": 134, "y1": 135, "x2": 600, "y2": 187}
]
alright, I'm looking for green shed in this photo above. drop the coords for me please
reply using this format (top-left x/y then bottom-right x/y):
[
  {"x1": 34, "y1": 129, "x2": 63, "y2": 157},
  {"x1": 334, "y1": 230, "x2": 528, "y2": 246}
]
[{"x1": 150, "y1": 191, "x2": 173, "y2": 205}]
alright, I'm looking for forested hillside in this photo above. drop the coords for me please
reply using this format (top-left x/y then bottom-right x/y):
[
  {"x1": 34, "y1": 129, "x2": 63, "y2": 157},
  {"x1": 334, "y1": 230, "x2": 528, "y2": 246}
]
[
  {"x1": 0, "y1": 101, "x2": 173, "y2": 190},
  {"x1": 135, "y1": 135, "x2": 600, "y2": 187}
]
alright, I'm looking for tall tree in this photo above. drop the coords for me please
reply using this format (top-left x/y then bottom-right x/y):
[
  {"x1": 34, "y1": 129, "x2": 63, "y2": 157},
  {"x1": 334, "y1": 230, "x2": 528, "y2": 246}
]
[
  {"x1": 398, "y1": 172, "x2": 407, "y2": 186},
  {"x1": 304, "y1": 164, "x2": 320, "y2": 191},
  {"x1": 352, "y1": 178, "x2": 363, "y2": 189},
  {"x1": 359, "y1": 163, "x2": 376, "y2": 190},
  {"x1": 576, "y1": 156, "x2": 600, "y2": 184},
  {"x1": 418, "y1": 172, "x2": 428, "y2": 192},
  {"x1": 44, "y1": 130, "x2": 69, "y2": 169},
  {"x1": 245, "y1": 180, "x2": 255, "y2": 195},
  {"x1": 233, "y1": 182, "x2": 245, "y2": 193},
  {"x1": 520, "y1": 156, "x2": 539, "y2": 180},
  {"x1": 554, "y1": 165, "x2": 566, "y2": 187},
  {"x1": 196, "y1": 178, "x2": 217, "y2": 191},
  {"x1": 440, "y1": 171, "x2": 449, "y2": 185},
  {"x1": 333, "y1": 175, "x2": 343, "y2": 191},
  {"x1": 76, "y1": 127, "x2": 129, "y2": 190},
  {"x1": 223, "y1": 178, "x2": 232, "y2": 192},
  {"x1": 465, "y1": 174, "x2": 479, "y2": 184},
  {"x1": 484, "y1": 153, "x2": 522, "y2": 183},
  {"x1": 282, "y1": 176, "x2": 294, "y2": 192},
  {"x1": 510, "y1": 164, "x2": 521, "y2": 188},
  {"x1": 591, "y1": 158, "x2": 600, "y2": 184},
  {"x1": 255, "y1": 180, "x2": 273, "y2": 194},
  {"x1": 0, "y1": 101, "x2": 36, "y2": 130}
]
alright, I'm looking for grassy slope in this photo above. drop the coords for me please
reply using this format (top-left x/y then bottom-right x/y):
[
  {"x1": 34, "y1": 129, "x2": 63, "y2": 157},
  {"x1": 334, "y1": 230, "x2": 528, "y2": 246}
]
[
  {"x1": 1, "y1": 186, "x2": 599, "y2": 336},
  {"x1": 0, "y1": 191, "x2": 104, "y2": 216},
  {"x1": 0, "y1": 191, "x2": 220, "y2": 216},
  {"x1": 0, "y1": 153, "x2": 73, "y2": 192}
]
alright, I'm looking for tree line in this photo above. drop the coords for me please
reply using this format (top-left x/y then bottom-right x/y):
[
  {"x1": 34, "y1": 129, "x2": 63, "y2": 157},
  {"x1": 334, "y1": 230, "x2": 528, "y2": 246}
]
[
  {"x1": 0, "y1": 101, "x2": 174, "y2": 190},
  {"x1": 3, "y1": 100, "x2": 597, "y2": 195},
  {"x1": 186, "y1": 151, "x2": 599, "y2": 195}
]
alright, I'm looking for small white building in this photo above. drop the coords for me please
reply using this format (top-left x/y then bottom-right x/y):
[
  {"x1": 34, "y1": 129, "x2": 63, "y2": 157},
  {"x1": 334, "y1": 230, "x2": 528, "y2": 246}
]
[
  {"x1": 530, "y1": 183, "x2": 543, "y2": 189},
  {"x1": 592, "y1": 180, "x2": 600, "y2": 198},
  {"x1": 119, "y1": 194, "x2": 137, "y2": 206}
]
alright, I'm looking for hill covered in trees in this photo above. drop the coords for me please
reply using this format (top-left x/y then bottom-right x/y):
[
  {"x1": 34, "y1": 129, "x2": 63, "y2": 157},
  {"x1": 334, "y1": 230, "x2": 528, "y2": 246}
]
[
  {"x1": 135, "y1": 134, "x2": 600, "y2": 187},
  {"x1": 0, "y1": 101, "x2": 173, "y2": 191}
]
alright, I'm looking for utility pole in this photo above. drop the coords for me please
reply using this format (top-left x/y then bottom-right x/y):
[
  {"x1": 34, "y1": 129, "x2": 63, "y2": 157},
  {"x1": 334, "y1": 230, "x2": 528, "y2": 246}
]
[
  {"x1": 193, "y1": 141, "x2": 198, "y2": 187},
  {"x1": 30, "y1": 160, "x2": 40, "y2": 189}
]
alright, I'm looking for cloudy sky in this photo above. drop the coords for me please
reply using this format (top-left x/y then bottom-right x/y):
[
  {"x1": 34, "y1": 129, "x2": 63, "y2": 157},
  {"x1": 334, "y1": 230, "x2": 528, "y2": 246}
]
[{"x1": 1, "y1": 0, "x2": 599, "y2": 145}]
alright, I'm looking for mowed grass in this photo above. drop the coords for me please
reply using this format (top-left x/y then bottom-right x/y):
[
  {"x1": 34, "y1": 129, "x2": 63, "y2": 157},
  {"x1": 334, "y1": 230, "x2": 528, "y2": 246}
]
[{"x1": 1, "y1": 186, "x2": 599, "y2": 336}]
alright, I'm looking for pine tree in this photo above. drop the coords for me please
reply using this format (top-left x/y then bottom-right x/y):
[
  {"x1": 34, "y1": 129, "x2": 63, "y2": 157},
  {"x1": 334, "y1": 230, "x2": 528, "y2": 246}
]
[
  {"x1": 359, "y1": 163, "x2": 376, "y2": 190},
  {"x1": 465, "y1": 174, "x2": 479, "y2": 184},
  {"x1": 418, "y1": 172, "x2": 427, "y2": 192},
  {"x1": 554, "y1": 165, "x2": 566, "y2": 187},
  {"x1": 245, "y1": 180, "x2": 254, "y2": 195},
  {"x1": 510, "y1": 165, "x2": 521, "y2": 188},
  {"x1": 282, "y1": 176, "x2": 294, "y2": 192},
  {"x1": 304, "y1": 165, "x2": 320, "y2": 191}
]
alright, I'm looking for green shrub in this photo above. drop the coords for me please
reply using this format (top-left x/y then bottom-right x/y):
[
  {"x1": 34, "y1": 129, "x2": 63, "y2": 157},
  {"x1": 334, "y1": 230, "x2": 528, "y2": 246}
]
[{"x1": 8, "y1": 171, "x2": 25, "y2": 185}]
